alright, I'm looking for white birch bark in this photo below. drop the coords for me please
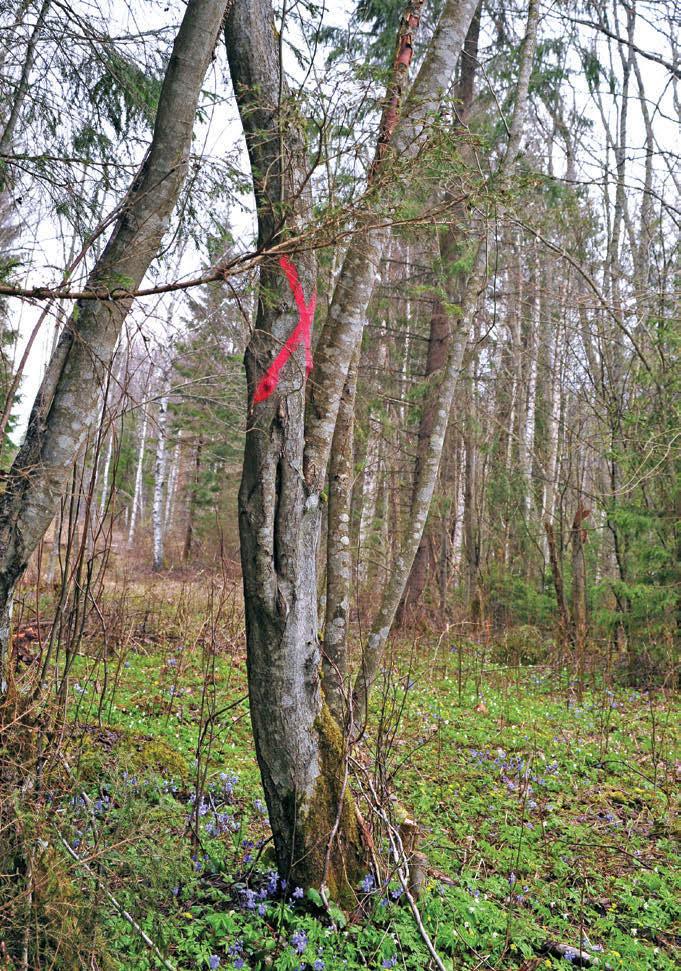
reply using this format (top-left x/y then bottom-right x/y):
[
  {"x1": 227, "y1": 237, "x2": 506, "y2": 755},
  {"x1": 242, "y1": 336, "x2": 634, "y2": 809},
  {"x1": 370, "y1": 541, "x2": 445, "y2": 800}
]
[
  {"x1": 127, "y1": 408, "x2": 148, "y2": 546},
  {"x1": 521, "y1": 244, "x2": 540, "y2": 515},
  {"x1": 152, "y1": 395, "x2": 169, "y2": 571}
]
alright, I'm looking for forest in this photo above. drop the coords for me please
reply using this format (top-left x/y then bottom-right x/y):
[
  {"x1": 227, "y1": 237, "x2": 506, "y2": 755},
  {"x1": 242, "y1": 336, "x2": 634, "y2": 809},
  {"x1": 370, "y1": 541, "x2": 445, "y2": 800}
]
[{"x1": 0, "y1": 0, "x2": 679, "y2": 968}]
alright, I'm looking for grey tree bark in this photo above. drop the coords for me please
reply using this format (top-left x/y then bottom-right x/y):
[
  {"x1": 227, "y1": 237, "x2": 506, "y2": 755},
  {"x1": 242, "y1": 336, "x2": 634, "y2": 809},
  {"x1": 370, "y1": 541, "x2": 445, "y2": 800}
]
[
  {"x1": 229, "y1": 0, "x2": 478, "y2": 895},
  {"x1": 226, "y1": 0, "x2": 365, "y2": 900},
  {"x1": 0, "y1": 0, "x2": 229, "y2": 688}
]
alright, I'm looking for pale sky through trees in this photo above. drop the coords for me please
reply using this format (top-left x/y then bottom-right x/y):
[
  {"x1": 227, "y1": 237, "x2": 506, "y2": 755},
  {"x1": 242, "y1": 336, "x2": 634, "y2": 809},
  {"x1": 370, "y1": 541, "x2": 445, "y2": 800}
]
[{"x1": 7, "y1": 0, "x2": 678, "y2": 440}]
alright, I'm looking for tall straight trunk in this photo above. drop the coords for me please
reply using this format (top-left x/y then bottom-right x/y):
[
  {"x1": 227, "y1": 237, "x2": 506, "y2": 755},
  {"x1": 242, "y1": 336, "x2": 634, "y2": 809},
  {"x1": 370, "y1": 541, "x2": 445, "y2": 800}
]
[
  {"x1": 127, "y1": 407, "x2": 148, "y2": 546},
  {"x1": 464, "y1": 374, "x2": 482, "y2": 622},
  {"x1": 152, "y1": 395, "x2": 169, "y2": 572},
  {"x1": 571, "y1": 502, "x2": 590, "y2": 681},
  {"x1": 544, "y1": 520, "x2": 570, "y2": 648},
  {"x1": 357, "y1": 419, "x2": 381, "y2": 583},
  {"x1": 164, "y1": 436, "x2": 181, "y2": 532},
  {"x1": 540, "y1": 295, "x2": 564, "y2": 560},
  {"x1": 521, "y1": 245, "x2": 540, "y2": 517},
  {"x1": 0, "y1": 0, "x2": 229, "y2": 684},
  {"x1": 352, "y1": 0, "x2": 540, "y2": 724},
  {"x1": 322, "y1": 349, "x2": 359, "y2": 723},
  {"x1": 183, "y1": 436, "x2": 202, "y2": 562}
]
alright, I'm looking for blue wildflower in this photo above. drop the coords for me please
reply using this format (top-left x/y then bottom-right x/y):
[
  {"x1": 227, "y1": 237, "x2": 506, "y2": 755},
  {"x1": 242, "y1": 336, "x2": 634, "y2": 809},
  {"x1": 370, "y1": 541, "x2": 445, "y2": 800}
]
[
  {"x1": 313, "y1": 960, "x2": 325, "y2": 970},
  {"x1": 291, "y1": 886, "x2": 304, "y2": 900},
  {"x1": 209, "y1": 957, "x2": 220, "y2": 969},
  {"x1": 241, "y1": 889, "x2": 257, "y2": 911},
  {"x1": 360, "y1": 873, "x2": 375, "y2": 893},
  {"x1": 291, "y1": 930, "x2": 307, "y2": 955}
]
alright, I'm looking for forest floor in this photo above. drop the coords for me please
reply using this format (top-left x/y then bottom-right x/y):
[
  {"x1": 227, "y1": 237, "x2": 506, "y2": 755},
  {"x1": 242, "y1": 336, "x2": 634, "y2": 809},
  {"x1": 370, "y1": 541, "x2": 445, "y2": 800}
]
[{"x1": 10, "y1": 572, "x2": 679, "y2": 970}]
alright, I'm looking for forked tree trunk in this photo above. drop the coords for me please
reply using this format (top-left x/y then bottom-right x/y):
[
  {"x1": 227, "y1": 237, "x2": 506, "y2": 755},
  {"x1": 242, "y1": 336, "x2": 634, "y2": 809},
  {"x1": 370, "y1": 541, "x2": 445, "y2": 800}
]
[
  {"x1": 226, "y1": 0, "x2": 367, "y2": 899},
  {"x1": 229, "y1": 0, "x2": 479, "y2": 895},
  {"x1": 0, "y1": 0, "x2": 229, "y2": 686}
]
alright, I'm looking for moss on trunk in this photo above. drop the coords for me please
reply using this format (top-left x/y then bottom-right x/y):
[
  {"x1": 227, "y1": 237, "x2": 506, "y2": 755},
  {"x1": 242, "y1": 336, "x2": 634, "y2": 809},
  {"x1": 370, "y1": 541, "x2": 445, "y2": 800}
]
[{"x1": 291, "y1": 703, "x2": 365, "y2": 907}]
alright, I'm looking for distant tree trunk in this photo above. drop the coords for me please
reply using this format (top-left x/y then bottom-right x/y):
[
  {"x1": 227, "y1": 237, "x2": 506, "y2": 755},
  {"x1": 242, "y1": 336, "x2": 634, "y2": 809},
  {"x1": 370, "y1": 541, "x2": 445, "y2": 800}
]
[
  {"x1": 397, "y1": 4, "x2": 481, "y2": 622},
  {"x1": 397, "y1": 295, "x2": 451, "y2": 623},
  {"x1": 571, "y1": 502, "x2": 590, "y2": 681},
  {"x1": 98, "y1": 428, "x2": 115, "y2": 520},
  {"x1": 164, "y1": 436, "x2": 181, "y2": 533},
  {"x1": 544, "y1": 520, "x2": 570, "y2": 649},
  {"x1": 540, "y1": 292, "x2": 564, "y2": 561},
  {"x1": 352, "y1": 0, "x2": 540, "y2": 724},
  {"x1": 128, "y1": 407, "x2": 148, "y2": 546},
  {"x1": 464, "y1": 398, "x2": 482, "y2": 624},
  {"x1": 0, "y1": 0, "x2": 229, "y2": 687},
  {"x1": 521, "y1": 243, "x2": 540, "y2": 518},
  {"x1": 183, "y1": 436, "x2": 202, "y2": 563},
  {"x1": 152, "y1": 395, "x2": 168, "y2": 572},
  {"x1": 0, "y1": 0, "x2": 51, "y2": 174}
]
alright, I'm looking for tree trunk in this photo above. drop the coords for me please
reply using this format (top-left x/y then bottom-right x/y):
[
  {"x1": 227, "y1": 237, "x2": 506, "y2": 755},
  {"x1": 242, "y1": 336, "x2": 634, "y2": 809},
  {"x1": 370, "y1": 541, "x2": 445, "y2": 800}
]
[
  {"x1": 0, "y1": 0, "x2": 229, "y2": 685},
  {"x1": 226, "y1": 0, "x2": 368, "y2": 898},
  {"x1": 352, "y1": 0, "x2": 540, "y2": 724},
  {"x1": 164, "y1": 436, "x2": 181, "y2": 533},
  {"x1": 322, "y1": 349, "x2": 359, "y2": 724},
  {"x1": 544, "y1": 520, "x2": 570, "y2": 649},
  {"x1": 128, "y1": 406, "x2": 148, "y2": 546},
  {"x1": 152, "y1": 395, "x2": 168, "y2": 572},
  {"x1": 182, "y1": 436, "x2": 202, "y2": 563},
  {"x1": 571, "y1": 503, "x2": 590, "y2": 682}
]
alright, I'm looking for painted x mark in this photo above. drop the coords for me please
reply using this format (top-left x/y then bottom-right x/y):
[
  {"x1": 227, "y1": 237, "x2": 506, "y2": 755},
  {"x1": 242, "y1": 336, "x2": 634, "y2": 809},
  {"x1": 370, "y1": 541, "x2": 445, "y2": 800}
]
[{"x1": 253, "y1": 257, "x2": 317, "y2": 404}]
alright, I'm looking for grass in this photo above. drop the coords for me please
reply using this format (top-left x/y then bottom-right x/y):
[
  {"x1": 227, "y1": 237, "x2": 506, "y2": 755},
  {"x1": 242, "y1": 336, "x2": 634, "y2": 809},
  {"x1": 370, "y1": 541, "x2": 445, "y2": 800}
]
[{"x1": 3, "y1": 574, "x2": 679, "y2": 970}]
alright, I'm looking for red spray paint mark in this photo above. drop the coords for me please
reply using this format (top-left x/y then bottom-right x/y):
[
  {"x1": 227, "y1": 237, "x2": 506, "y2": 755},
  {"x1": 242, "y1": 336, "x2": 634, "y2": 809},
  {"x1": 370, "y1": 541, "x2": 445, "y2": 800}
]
[{"x1": 253, "y1": 257, "x2": 316, "y2": 404}]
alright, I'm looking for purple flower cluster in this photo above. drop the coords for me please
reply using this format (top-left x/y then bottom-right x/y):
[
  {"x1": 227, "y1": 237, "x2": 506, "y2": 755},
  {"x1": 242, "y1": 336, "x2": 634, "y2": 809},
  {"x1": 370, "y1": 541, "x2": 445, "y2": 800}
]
[
  {"x1": 359, "y1": 873, "x2": 376, "y2": 893},
  {"x1": 290, "y1": 930, "x2": 307, "y2": 955}
]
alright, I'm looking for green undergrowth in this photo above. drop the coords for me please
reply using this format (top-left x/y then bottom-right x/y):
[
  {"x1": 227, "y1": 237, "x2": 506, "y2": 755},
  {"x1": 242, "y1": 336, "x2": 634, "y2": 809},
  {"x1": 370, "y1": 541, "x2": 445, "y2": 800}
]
[{"x1": 4, "y1": 599, "x2": 678, "y2": 971}]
